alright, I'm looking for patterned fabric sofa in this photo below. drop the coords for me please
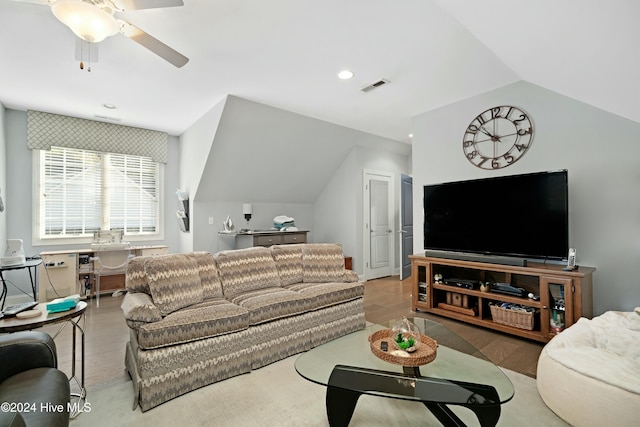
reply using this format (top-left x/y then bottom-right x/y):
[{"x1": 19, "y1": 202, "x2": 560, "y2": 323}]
[{"x1": 120, "y1": 243, "x2": 365, "y2": 411}]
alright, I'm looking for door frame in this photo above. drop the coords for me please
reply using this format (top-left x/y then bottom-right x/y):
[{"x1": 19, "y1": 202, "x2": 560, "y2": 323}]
[
  {"x1": 362, "y1": 169, "x2": 395, "y2": 281},
  {"x1": 399, "y1": 174, "x2": 413, "y2": 280}
]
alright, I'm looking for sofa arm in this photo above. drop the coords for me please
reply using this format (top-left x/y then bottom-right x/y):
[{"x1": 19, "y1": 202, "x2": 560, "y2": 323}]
[
  {"x1": 121, "y1": 292, "x2": 163, "y2": 324},
  {"x1": 0, "y1": 331, "x2": 57, "y2": 384},
  {"x1": 343, "y1": 269, "x2": 359, "y2": 283}
]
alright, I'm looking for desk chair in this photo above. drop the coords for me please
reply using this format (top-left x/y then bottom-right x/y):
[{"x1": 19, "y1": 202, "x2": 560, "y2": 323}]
[{"x1": 92, "y1": 246, "x2": 133, "y2": 307}]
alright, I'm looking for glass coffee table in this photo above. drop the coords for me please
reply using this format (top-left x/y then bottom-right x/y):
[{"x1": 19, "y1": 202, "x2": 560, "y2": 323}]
[{"x1": 295, "y1": 317, "x2": 514, "y2": 427}]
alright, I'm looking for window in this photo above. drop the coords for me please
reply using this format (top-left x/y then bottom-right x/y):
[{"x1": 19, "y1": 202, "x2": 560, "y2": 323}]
[{"x1": 34, "y1": 146, "x2": 163, "y2": 244}]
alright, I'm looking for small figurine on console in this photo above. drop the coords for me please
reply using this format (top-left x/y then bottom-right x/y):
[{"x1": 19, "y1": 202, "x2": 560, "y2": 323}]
[{"x1": 434, "y1": 274, "x2": 443, "y2": 284}]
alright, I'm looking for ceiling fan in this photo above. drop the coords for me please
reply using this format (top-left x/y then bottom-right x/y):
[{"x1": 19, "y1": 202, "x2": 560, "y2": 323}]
[{"x1": 13, "y1": 0, "x2": 189, "y2": 67}]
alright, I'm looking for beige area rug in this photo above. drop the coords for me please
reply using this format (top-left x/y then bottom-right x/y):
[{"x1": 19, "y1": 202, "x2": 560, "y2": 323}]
[{"x1": 71, "y1": 355, "x2": 568, "y2": 427}]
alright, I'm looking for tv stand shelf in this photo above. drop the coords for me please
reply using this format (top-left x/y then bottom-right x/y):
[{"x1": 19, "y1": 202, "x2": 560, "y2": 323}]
[{"x1": 410, "y1": 255, "x2": 595, "y2": 343}]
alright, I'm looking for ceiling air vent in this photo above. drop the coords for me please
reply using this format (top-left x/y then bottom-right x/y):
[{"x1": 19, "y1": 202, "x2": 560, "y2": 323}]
[{"x1": 361, "y1": 79, "x2": 390, "y2": 93}]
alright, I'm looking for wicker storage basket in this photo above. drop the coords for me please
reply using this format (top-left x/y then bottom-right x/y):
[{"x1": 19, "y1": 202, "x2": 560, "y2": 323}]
[{"x1": 490, "y1": 304, "x2": 537, "y2": 330}]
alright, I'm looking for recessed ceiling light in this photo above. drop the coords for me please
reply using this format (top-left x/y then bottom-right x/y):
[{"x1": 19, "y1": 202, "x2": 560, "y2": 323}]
[
  {"x1": 337, "y1": 70, "x2": 354, "y2": 80},
  {"x1": 408, "y1": 133, "x2": 414, "y2": 138},
  {"x1": 103, "y1": 103, "x2": 116, "y2": 109}
]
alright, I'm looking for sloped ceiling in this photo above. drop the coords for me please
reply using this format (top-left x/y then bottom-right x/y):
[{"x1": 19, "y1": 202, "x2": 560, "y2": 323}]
[
  {"x1": 0, "y1": 1, "x2": 636, "y2": 144},
  {"x1": 433, "y1": 0, "x2": 640, "y2": 125},
  {"x1": 195, "y1": 96, "x2": 410, "y2": 204}
]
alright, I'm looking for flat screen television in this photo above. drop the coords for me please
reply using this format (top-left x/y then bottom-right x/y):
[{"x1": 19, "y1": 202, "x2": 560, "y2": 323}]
[{"x1": 423, "y1": 170, "x2": 569, "y2": 262}]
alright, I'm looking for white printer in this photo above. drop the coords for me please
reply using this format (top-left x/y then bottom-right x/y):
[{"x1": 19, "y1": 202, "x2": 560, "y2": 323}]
[{"x1": 1, "y1": 239, "x2": 26, "y2": 267}]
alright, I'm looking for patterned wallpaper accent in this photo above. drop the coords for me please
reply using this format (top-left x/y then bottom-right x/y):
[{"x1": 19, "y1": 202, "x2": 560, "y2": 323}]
[{"x1": 27, "y1": 110, "x2": 168, "y2": 163}]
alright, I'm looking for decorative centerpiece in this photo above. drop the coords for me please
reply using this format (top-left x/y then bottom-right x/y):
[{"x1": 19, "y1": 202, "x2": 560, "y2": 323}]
[
  {"x1": 368, "y1": 318, "x2": 438, "y2": 367},
  {"x1": 390, "y1": 316, "x2": 420, "y2": 352}
]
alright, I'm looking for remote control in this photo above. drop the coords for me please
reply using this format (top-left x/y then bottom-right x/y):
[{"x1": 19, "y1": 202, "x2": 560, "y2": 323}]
[{"x1": 2, "y1": 301, "x2": 38, "y2": 317}]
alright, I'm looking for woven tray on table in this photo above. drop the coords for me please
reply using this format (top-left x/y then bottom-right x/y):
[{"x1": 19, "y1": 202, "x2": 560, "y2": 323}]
[{"x1": 368, "y1": 329, "x2": 438, "y2": 367}]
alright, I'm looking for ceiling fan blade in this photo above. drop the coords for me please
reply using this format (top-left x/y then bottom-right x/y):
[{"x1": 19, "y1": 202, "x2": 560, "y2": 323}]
[
  {"x1": 120, "y1": 21, "x2": 188, "y2": 68},
  {"x1": 114, "y1": 0, "x2": 183, "y2": 11}
]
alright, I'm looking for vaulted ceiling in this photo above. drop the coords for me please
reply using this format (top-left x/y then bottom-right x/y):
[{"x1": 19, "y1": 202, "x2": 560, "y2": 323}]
[{"x1": 0, "y1": 0, "x2": 637, "y2": 144}]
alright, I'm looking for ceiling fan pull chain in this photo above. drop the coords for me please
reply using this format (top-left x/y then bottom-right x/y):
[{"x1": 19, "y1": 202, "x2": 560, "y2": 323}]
[
  {"x1": 87, "y1": 42, "x2": 92, "y2": 72},
  {"x1": 79, "y1": 38, "x2": 84, "y2": 70}
]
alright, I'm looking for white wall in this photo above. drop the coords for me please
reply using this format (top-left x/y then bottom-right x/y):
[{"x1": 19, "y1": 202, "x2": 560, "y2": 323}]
[
  {"x1": 0, "y1": 103, "x2": 6, "y2": 251},
  {"x1": 412, "y1": 81, "x2": 640, "y2": 315},
  {"x1": 177, "y1": 96, "x2": 227, "y2": 253},
  {"x1": 183, "y1": 96, "x2": 411, "y2": 262},
  {"x1": 313, "y1": 145, "x2": 411, "y2": 276}
]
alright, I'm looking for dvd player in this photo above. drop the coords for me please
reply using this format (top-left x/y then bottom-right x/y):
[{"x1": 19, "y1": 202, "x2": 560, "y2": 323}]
[
  {"x1": 444, "y1": 278, "x2": 478, "y2": 290},
  {"x1": 490, "y1": 283, "x2": 526, "y2": 297}
]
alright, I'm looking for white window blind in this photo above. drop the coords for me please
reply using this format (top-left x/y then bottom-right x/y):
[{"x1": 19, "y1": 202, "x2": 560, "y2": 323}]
[
  {"x1": 39, "y1": 146, "x2": 160, "y2": 240},
  {"x1": 42, "y1": 148, "x2": 102, "y2": 236},
  {"x1": 107, "y1": 153, "x2": 159, "y2": 234}
]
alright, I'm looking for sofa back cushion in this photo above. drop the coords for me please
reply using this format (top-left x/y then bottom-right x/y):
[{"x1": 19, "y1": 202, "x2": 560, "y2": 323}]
[
  {"x1": 302, "y1": 243, "x2": 345, "y2": 283},
  {"x1": 125, "y1": 256, "x2": 151, "y2": 294},
  {"x1": 214, "y1": 247, "x2": 281, "y2": 299},
  {"x1": 271, "y1": 244, "x2": 304, "y2": 286},
  {"x1": 187, "y1": 252, "x2": 224, "y2": 299},
  {"x1": 145, "y1": 254, "x2": 203, "y2": 316}
]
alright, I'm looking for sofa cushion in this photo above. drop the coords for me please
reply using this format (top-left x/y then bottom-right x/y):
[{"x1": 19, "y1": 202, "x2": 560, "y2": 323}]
[
  {"x1": 214, "y1": 247, "x2": 282, "y2": 299},
  {"x1": 344, "y1": 269, "x2": 359, "y2": 283},
  {"x1": 187, "y1": 252, "x2": 224, "y2": 299},
  {"x1": 136, "y1": 299, "x2": 250, "y2": 349},
  {"x1": 145, "y1": 254, "x2": 204, "y2": 316},
  {"x1": 271, "y1": 244, "x2": 304, "y2": 286},
  {"x1": 125, "y1": 256, "x2": 151, "y2": 294},
  {"x1": 283, "y1": 281, "x2": 364, "y2": 311},
  {"x1": 302, "y1": 243, "x2": 345, "y2": 283},
  {"x1": 229, "y1": 287, "x2": 309, "y2": 325},
  {"x1": 121, "y1": 292, "x2": 162, "y2": 323}
]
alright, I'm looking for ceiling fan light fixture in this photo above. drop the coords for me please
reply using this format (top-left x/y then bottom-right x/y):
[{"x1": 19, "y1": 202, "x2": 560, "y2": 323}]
[{"x1": 52, "y1": 0, "x2": 119, "y2": 43}]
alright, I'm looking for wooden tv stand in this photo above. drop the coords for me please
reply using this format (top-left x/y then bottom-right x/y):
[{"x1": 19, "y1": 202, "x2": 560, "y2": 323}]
[{"x1": 410, "y1": 255, "x2": 595, "y2": 343}]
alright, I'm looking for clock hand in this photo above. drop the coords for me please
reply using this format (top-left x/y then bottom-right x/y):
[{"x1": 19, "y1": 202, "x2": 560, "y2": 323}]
[
  {"x1": 479, "y1": 126, "x2": 493, "y2": 137},
  {"x1": 483, "y1": 127, "x2": 502, "y2": 142}
]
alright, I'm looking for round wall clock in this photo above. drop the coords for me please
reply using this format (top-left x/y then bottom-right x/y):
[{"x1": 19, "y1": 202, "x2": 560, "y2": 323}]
[{"x1": 462, "y1": 105, "x2": 534, "y2": 169}]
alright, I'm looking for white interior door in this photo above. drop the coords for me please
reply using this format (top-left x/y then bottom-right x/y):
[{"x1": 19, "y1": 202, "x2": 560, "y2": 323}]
[{"x1": 364, "y1": 170, "x2": 394, "y2": 280}]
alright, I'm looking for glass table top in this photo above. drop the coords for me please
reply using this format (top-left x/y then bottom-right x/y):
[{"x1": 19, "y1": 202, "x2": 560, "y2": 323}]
[{"x1": 295, "y1": 317, "x2": 514, "y2": 404}]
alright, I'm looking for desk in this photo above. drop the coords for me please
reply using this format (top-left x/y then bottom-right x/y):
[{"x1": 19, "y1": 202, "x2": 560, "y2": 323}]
[
  {"x1": 0, "y1": 301, "x2": 88, "y2": 418},
  {"x1": 38, "y1": 245, "x2": 168, "y2": 301},
  {"x1": 0, "y1": 259, "x2": 42, "y2": 310}
]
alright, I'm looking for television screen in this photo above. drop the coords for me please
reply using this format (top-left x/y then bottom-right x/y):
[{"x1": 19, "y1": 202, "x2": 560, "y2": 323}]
[{"x1": 423, "y1": 170, "x2": 569, "y2": 261}]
